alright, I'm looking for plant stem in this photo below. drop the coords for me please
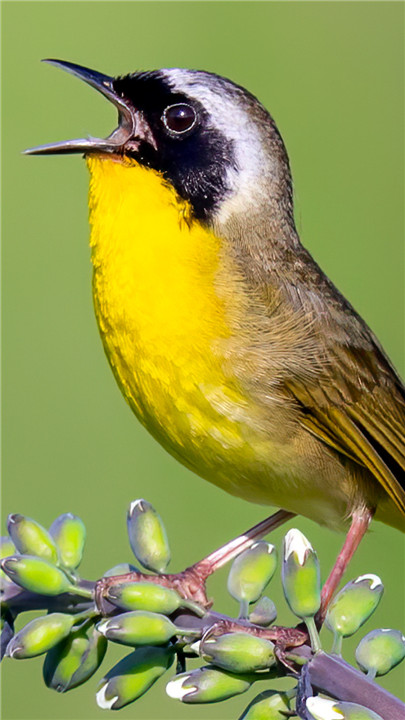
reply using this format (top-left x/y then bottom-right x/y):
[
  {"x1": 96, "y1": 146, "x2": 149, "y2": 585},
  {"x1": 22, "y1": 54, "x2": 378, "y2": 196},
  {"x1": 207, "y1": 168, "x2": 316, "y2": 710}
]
[
  {"x1": 238, "y1": 599, "x2": 249, "y2": 620},
  {"x1": 68, "y1": 584, "x2": 93, "y2": 599},
  {"x1": 331, "y1": 631, "x2": 343, "y2": 656},
  {"x1": 305, "y1": 616, "x2": 321, "y2": 653},
  {"x1": 307, "y1": 650, "x2": 404, "y2": 720},
  {"x1": 72, "y1": 608, "x2": 99, "y2": 625}
]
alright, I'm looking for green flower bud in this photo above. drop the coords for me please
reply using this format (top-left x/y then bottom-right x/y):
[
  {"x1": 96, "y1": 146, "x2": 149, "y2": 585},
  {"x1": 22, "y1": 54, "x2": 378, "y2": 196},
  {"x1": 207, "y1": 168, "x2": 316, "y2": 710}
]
[
  {"x1": 96, "y1": 645, "x2": 173, "y2": 710},
  {"x1": 107, "y1": 581, "x2": 183, "y2": 615},
  {"x1": 0, "y1": 535, "x2": 15, "y2": 559},
  {"x1": 306, "y1": 696, "x2": 383, "y2": 720},
  {"x1": 49, "y1": 514, "x2": 86, "y2": 571},
  {"x1": 127, "y1": 499, "x2": 171, "y2": 574},
  {"x1": 355, "y1": 628, "x2": 405, "y2": 677},
  {"x1": 97, "y1": 611, "x2": 177, "y2": 647},
  {"x1": 103, "y1": 563, "x2": 138, "y2": 577},
  {"x1": 1, "y1": 555, "x2": 72, "y2": 595},
  {"x1": 239, "y1": 690, "x2": 291, "y2": 719},
  {"x1": 282, "y1": 529, "x2": 320, "y2": 618},
  {"x1": 326, "y1": 575, "x2": 384, "y2": 639},
  {"x1": 7, "y1": 514, "x2": 59, "y2": 564},
  {"x1": 43, "y1": 625, "x2": 107, "y2": 692},
  {"x1": 227, "y1": 543, "x2": 277, "y2": 612},
  {"x1": 249, "y1": 596, "x2": 277, "y2": 626},
  {"x1": 166, "y1": 666, "x2": 252, "y2": 703},
  {"x1": 198, "y1": 632, "x2": 276, "y2": 674},
  {"x1": 6, "y1": 613, "x2": 74, "y2": 658},
  {"x1": 0, "y1": 536, "x2": 16, "y2": 585}
]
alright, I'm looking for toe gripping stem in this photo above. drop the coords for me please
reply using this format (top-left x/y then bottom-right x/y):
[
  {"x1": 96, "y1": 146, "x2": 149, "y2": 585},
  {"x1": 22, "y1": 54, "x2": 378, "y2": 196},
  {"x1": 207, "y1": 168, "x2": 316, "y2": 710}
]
[{"x1": 95, "y1": 509, "x2": 295, "y2": 615}]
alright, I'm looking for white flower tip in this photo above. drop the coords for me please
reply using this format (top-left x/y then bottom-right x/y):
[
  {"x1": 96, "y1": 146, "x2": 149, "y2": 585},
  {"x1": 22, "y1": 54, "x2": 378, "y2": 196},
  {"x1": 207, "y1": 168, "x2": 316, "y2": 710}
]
[
  {"x1": 8, "y1": 645, "x2": 21, "y2": 659},
  {"x1": 189, "y1": 640, "x2": 201, "y2": 654},
  {"x1": 354, "y1": 574, "x2": 383, "y2": 590},
  {"x1": 96, "y1": 683, "x2": 119, "y2": 710},
  {"x1": 96, "y1": 620, "x2": 110, "y2": 635},
  {"x1": 306, "y1": 696, "x2": 343, "y2": 719},
  {"x1": 128, "y1": 499, "x2": 146, "y2": 516},
  {"x1": 284, "y1": 528, "x2": 313, "y2": 565},
  {"x1": 166, "y1": 675, "x2": 192, "y2": 700},
  {"x1": 251, "y1": 541, "x2": 274, "y2": 554}
]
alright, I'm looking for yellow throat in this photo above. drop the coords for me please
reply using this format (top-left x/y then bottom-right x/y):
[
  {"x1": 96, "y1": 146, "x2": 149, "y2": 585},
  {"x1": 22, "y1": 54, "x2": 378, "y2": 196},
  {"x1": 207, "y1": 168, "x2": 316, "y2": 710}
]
[{"x1": 87, "y1": 154, "x2": 253, "y2": 484}]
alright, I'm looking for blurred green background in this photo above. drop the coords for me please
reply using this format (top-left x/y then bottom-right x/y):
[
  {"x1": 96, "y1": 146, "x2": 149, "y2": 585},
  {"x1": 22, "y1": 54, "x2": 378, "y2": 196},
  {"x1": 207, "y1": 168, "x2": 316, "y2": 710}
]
[{"x1": 2, "y1": 1, "x2": 404, "y2": 718}]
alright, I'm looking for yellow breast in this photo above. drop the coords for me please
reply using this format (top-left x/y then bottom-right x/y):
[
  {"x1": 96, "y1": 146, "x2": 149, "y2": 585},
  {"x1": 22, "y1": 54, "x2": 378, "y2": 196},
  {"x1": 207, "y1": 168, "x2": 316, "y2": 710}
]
[
  {"x1": 87, "y1": 155, "x2": 255, "y2": 482},
  {"x1": 86, "y1": 155, "x2": 353, "y2": 526}
]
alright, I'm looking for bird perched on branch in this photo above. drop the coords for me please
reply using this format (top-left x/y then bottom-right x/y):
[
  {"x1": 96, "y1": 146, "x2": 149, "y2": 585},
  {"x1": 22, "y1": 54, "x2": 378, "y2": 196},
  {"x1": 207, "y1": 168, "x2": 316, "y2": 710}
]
[{"x1": 26, "y1": 61, "x2": 405, "y2": 608}]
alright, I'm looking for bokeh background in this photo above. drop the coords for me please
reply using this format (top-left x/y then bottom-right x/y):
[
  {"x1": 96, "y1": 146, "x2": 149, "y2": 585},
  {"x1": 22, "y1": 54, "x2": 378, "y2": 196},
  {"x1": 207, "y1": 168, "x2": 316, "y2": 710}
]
[{"x1": 2, "y1": 1, "x2": 404, "y2": 718}]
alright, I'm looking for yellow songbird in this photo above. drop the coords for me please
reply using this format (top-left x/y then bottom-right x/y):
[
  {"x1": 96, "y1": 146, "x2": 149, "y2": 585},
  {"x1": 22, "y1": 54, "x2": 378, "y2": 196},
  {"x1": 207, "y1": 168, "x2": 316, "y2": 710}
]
[{"x1": 26, "y1": 61, "x2": 404, "y2": 607}]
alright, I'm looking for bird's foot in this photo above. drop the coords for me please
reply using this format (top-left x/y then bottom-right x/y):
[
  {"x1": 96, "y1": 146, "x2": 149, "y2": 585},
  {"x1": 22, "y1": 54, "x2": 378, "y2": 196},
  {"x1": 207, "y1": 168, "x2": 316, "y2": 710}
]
[
  {"x1": 95, "y1": 509, "x2": 295, "y2": 616},
  {"x1": 201, "y1": 617, "x2": 307, "y2": 651},
  {"x1": 196, "y1": 619, "x2": 307, "y2": 675},
  {"x1": 94, "y1": 564, "x2": 212, "y2": 616}
]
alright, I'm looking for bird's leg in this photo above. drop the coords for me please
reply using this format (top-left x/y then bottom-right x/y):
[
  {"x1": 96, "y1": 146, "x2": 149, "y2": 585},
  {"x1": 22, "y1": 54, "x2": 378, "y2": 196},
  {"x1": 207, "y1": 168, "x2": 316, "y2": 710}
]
[
  {"x1": 316, "y1": 507, "x2": 374, "y2": 626},
  {"x1": 189, "y1": 509, "x2": 295, "y2": 581},
  {"x1": 95, "y1": 509, "x2": 295, "y2": 612}
]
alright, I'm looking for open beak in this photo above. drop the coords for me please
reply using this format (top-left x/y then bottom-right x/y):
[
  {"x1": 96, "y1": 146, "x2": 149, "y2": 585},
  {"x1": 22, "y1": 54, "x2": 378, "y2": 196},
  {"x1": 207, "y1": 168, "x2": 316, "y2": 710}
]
[{"x1": 24, "y1": 59, "x2": 154, "y2": 156}]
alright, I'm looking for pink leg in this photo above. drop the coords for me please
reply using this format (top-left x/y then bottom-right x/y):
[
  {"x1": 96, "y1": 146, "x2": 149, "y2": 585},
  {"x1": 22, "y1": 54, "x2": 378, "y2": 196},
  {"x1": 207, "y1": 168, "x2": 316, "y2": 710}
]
[
  {"x1": 317, "y1": 507, "x2": 374, "y2": 625},
  {"x1": 192, "y1": 509, "x2": 295, "y2": 579}
]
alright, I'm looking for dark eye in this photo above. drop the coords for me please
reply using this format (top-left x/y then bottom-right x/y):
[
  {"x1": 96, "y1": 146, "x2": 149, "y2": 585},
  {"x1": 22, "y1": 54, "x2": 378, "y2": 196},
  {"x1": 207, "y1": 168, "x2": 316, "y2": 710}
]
[{"x1": 162, "y1": 103, "x2": 197, "y2": 134}]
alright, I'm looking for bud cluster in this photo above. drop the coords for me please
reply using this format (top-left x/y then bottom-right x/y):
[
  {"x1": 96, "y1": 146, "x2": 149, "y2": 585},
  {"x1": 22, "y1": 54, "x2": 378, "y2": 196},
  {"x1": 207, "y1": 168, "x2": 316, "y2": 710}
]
[
  {"x1": 1, "y1": 503, "x2": 404, "y2": 718},
  {"x1": 1, "y1": 513, "x2": 87, "y2": 597},
  {"x1": 0, "y1": 512, "x2": 109, "y2": 691}
]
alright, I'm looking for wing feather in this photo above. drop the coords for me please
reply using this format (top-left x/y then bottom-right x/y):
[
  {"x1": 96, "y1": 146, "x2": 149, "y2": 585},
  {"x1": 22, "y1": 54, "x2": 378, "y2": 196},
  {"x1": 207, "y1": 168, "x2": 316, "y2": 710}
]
[{"x1": 286, "y1": 343, "x2": 405, "y2": 515}]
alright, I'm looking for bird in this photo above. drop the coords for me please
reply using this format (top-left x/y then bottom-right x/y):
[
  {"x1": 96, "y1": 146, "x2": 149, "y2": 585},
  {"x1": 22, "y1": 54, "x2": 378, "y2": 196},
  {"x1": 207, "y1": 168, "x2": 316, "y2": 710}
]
[{"x1": 25, "y1": 60, "x2": 405, "y2": 612}]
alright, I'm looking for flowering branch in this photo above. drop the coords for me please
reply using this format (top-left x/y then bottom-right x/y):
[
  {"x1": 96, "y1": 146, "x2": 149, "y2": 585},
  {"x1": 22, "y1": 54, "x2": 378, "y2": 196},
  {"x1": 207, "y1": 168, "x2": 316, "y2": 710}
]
[{"x1": 1, "y1": 503, "x2": 404, "y2": 720}]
